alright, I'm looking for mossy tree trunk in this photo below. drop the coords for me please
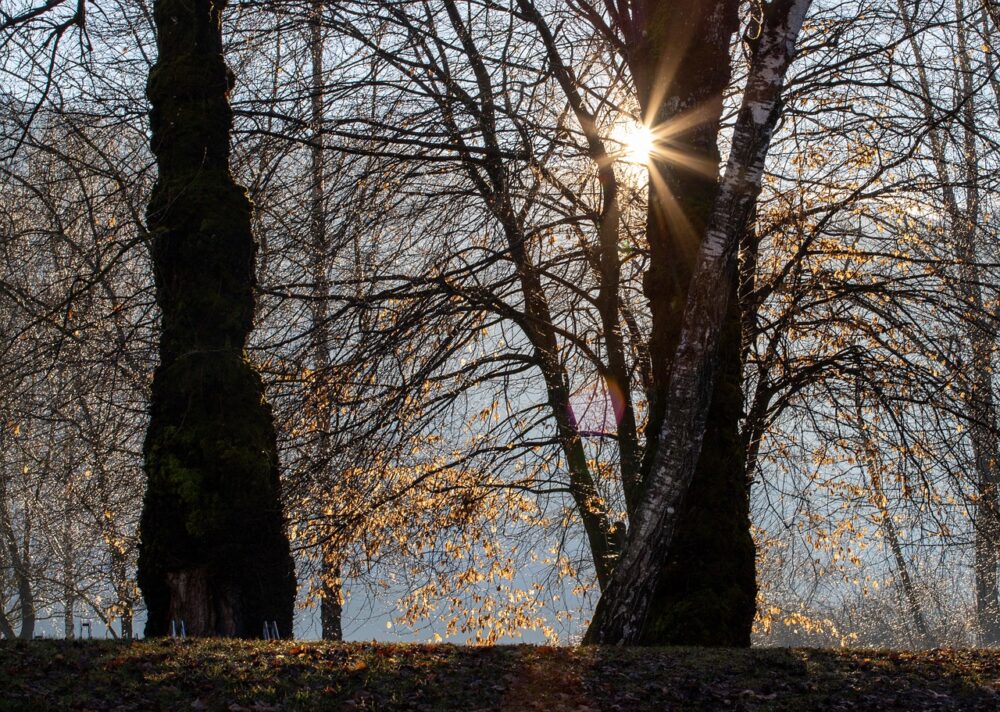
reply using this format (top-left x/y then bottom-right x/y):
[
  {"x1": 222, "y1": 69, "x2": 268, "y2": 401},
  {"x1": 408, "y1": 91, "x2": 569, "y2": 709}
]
[
  {"x1": 137, "y1": 0, "x2": 296, "y2": 638},
  {"x1": 619, "y1": 0, "x2": 755, "y2": 647}
]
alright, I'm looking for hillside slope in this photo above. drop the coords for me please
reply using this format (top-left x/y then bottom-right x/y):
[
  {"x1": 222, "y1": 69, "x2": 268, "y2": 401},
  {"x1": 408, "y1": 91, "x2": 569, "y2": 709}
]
[{"x1": 1, "y1": 640, "x2": 999, "y2": 710}]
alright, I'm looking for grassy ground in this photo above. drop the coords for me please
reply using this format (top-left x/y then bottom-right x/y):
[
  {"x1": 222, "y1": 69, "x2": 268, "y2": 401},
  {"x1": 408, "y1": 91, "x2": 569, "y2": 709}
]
[{"x1": 2, "y1": 639, "x2": 1000, "y2": 710}]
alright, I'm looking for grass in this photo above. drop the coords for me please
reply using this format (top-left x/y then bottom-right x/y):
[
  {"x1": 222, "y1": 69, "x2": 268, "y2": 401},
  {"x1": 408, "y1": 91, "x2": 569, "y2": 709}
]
[{"x1": 1, "y1": 639, "x2": 1000, "y2": 710}]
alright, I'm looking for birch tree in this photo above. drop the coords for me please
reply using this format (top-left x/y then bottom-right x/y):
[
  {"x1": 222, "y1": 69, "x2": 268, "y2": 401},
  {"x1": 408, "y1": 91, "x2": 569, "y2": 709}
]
[{"x1": 585, "y1": 0, "x2": 813, "y2": 645}]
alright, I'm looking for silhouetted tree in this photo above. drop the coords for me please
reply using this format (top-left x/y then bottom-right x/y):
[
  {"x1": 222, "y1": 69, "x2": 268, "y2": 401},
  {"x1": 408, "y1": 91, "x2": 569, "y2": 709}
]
[{"x1": 137, "y1": 0, "x2": 295, "y2": 638}]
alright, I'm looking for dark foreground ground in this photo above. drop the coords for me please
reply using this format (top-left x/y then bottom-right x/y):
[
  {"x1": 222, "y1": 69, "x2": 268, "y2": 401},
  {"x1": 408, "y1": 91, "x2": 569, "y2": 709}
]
[{"x1": 2, "y1": 639, "x2": 1000, "y2": 711}]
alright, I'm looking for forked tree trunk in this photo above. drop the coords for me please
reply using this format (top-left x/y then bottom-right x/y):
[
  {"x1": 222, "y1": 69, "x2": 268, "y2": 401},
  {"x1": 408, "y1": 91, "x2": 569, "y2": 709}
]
[
  {"x1": 137, "y1": 0, "x2": 296, "y2": 638},
  {"x1": 611, "y1": 0, "x2": 752, "y2": 647},
  {"x1": 585, "y1": 0, "x2": 811, "y2": 645},
  {"x1": 519, "y1": 0, "x2": 752, "y2": 642}
]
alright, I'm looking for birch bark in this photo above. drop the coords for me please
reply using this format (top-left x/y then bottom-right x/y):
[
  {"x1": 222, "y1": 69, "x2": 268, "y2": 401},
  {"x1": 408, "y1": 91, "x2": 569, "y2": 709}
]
[{"x1": 585, "y1": 0, "x2": 812, "y2": 644}]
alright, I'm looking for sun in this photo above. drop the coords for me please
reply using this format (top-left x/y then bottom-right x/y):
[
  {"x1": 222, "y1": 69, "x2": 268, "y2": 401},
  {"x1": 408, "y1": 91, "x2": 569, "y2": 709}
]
[{"x1": 613, "y1": 121, "x2": 655, "y2": 165}]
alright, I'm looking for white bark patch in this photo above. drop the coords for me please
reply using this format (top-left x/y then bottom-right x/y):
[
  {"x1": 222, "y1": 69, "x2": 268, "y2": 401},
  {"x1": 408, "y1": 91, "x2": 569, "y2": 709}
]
[{"x1": 747, "y1": 100, "x2": 772, "y2": 124}]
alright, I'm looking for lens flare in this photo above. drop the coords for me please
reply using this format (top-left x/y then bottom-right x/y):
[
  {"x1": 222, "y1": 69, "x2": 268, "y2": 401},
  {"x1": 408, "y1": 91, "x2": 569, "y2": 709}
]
[{"x1": 614, "y1": 122, "x2": 655, "y2": 164}]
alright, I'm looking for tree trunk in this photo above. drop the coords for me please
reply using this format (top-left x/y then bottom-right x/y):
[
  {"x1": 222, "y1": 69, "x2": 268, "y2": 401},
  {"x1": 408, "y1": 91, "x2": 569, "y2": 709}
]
[
  {"x1": 517, "y1": 0, "x2": 642, "y2": 517},
  {"x1": 439, "y1": 0, "x2": 622, "y2": 587},
  {"x1": 883, "y1": 503, "x2": 934, "y2": 648},
  {"x1": 309, "y1": 2, "x2": 345, "y2": 643},
  {"x1": 585, "y1": 0, "x2": 811, "y2": 645},
  {"x1": 63, "y1": 519, "x2": 75, "y2": 640},
  {"x1": 855, "y1": 388, "x2": 934, "y2": 648},
  {"x1": 617, "y1": 0, "x2": 753, "y2": 646},
  {"x1": 955, "y1": 0, "x2": 1000, "y2": 647},
  {"x1": 320, "y1": 564, "x2": 343, "y2": 641},
  {"x1": 137, "y1": 0, "x2": 296, "y2": 638},
  {"x1": 0, "y1": 612, "x2": 14, "y2": 640},
  {"x1": 976, "y1": 504, "x2": 1000, "y2": 645},
  {"x1": 900, "y1": 0, "x2": 1000, "y2": 645},
  {"x1": 640, "y1": 285, "x2": 755, "y2": 645},
  {"x1": 1, "y1": 476, "x2": 35, "y2": 640},
  {"x1": 109, "y1": 528, "x2": 134, "y2": 641}
]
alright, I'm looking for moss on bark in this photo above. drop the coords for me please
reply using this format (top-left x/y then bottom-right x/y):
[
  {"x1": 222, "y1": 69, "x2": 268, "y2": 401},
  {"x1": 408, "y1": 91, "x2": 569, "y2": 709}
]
[{"x1": 138, "y1": 0, "x2": 295, "y2": 638}]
